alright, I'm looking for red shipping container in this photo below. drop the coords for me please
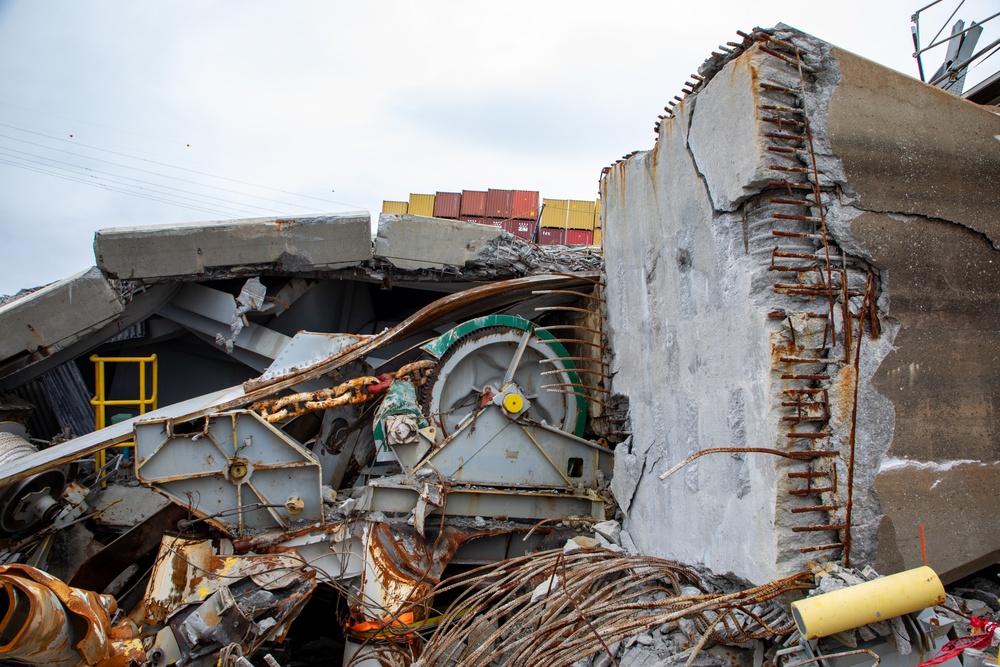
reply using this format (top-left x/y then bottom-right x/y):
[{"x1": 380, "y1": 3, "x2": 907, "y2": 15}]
[
  {"x1": 502, "y1": 218, "x2": 536, "y2": 241},
  {"x1": 459, "y1": 215, "x2": 484, "y2": 225},
  {"x1": 460, "y1": 190, "x2": 487, "y2": 216},
  {"x1": 538, "y1": 228, "x2": 566, "y2": 245},
  {"x1": 511, "y1": 190, "x2": 540, "y2": 220},
  {"x1": 566, "y1": 229, "x2": 594, "y2": 245},
  {"x1": 486, "y1": 189, "x2": 514, "y2": 219},
  {"x1": 433, "y1": 192, "x2": 461, "y2": 219}
]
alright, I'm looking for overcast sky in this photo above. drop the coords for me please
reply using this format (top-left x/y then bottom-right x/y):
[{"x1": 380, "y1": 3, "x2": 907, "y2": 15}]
[{"x1": 0, "y1": 1, "x2": 996, "y2": 296}]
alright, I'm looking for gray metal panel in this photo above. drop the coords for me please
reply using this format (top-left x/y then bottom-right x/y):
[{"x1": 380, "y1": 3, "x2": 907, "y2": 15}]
[
  {"x1": 362, "y1": 479, "x2": 605, "y2": 521},
  {"x1": 412, "y1": 406, "x2": 610, "y2": 489},
  {"x1": 135, "y1": 411, "x2": 324, "y2": 536}
]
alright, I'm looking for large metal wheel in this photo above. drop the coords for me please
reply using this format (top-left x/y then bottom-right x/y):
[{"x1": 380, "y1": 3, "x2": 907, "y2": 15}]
[{"x1": 421, "y1": 320, "x2": 584, "y2": 437}]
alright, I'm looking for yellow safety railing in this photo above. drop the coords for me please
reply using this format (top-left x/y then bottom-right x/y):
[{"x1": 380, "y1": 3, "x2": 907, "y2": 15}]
[{"x1": 91, "y1": 354, "x2": 158, "y2": 481}]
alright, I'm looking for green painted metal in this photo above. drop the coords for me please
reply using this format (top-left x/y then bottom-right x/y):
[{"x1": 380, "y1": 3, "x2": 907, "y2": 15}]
[
  {"x1": 421, "y1": 315, "x2": 587, "y2": 437},
  {"x1": 373, "y1": 379, "x2": 428, "y2": 451}
]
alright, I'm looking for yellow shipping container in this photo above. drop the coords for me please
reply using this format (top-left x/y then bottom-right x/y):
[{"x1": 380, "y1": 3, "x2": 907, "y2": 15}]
[
  {"x1": 408, "y1": 193, "x2": 435, "y2": 217},
  {"x1": 594, "y1": 227, "x2": 602, "y2": 247},
  {"x1": 595, "y1": 199, "x2": 602, "y2": 227},
  {"x1": 567, "y1": 200, "x2": 596, "y2": 231},
  {"x1": 540, "y1": 199, "x2": 569, "y2": 229},
  {"x1": 382, "y1": 201, "x2": 409, "y2": 215}
]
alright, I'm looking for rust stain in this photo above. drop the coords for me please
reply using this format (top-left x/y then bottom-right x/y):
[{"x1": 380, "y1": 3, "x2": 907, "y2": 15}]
[{"x1": 273, "y1": 219, "x2": 297, "y2": 231}]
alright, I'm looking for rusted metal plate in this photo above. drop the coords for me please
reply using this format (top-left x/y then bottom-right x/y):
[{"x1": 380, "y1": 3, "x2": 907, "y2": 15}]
[
  {"x1": 68, "y1": 503, "x2": 187, "y2": 593},
  {"x1": 0, "y1": 563, "x2": 118, "y2": 666}
]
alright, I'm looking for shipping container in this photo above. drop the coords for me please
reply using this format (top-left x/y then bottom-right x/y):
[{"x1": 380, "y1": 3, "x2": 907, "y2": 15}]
[
  {"x1": 595, "y1": 199, "x2": 602, "y2": 227},
  {"x1": 459, "y1": 215, "x2": 485, "y2": 225},
  {"x1": 408, "y1": 193, "x2": 435, "y2": 217},
  {"x1": 566, "y1": 229, "x2": 594, "y2": 246},
  {"x1": 382, "y1": 201, "x2": 408, "y2": 215},
  {"x1": 511, "y1": 190, "x2": 540, "y2": 220},
  {"x1": 433, "y1": 192, "x2": 462, "y2": 219},
  {"x1": 538, "y1": 228, "x2": 566, "y2": 245},
  {"x1": 540, "y1": 199, "x2": 569, "y2": 229},
  {"x1": 594, "y1": 227, "x2": 602, "y2": 246},
  {"x1": 567, "y1": 200, "x2": 597, "y2": 231},
  {"x1": 486, "y1": 189, "x2": 514, "y2": 219},
  {"x1": 502, "y1": 218, "x2": 536, "y2": 242},
  {"x1": 460, "y1": 190, "x2": 487, "y2": 216}
]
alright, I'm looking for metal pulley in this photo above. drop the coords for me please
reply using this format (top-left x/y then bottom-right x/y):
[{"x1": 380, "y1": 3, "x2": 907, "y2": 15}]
[{"x1": 0, "y1": 428, "x2": 66, "y2": 536}]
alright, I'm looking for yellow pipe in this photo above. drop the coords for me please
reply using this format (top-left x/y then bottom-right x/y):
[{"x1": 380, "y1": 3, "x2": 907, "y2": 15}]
[{"x1": 791, "y1": 566, "x2": 945, "y2": 639}]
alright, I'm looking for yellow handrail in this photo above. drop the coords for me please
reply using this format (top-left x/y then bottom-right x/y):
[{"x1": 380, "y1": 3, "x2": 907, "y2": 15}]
[{"x1": 91, "y1": 354, "x2": 158, "y2": 482}]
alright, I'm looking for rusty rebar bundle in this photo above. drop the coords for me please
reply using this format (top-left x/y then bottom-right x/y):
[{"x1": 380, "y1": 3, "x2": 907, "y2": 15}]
[{"x1": 359, "y1": 548, "x2": 811, "y2": 667}]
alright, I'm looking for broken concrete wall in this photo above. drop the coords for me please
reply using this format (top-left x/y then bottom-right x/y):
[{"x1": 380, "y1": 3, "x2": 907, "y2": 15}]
[
  {"x1": 603, "y1": 27, "x2": 1000, "y2": 584},
  {"x1": 604, "y1": 63, "x2": 782, "y2": 584},
  {"x1": 825, "y1": 48, "x2": 1000, "y2": 582}
]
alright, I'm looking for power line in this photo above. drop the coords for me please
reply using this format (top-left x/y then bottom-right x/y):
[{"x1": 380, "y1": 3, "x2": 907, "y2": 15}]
[
  {"x1": 0, "y1": 157, "x2": 239, "y2": 218},
  {"x1": 0, "y1": 120, "x2": 370, "y2": 211},
  {"x1": 0, "y1": 132, "x2": 328, "y2": 213},
  {"x1": 0, "y1": 145, "x2": 281, "y2": 217}
]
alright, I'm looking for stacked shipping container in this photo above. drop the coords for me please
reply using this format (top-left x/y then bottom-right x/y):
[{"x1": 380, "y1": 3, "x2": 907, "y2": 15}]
[
  {"x1": 382, "y1": 190, "x2": 600, "y2": 246},
  {"x1": 537, "y1": 199, "x2": 599, "y2": 245}
]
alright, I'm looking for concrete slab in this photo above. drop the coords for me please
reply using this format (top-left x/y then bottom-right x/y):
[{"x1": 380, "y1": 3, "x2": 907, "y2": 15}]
[
  {"x1": 0, "y1": 266, "x2": 124, "y2": 364},
  {"x1": 94, "y1": 213, "x2": 373, "y2": 280},
  {"x1": 374, "y1": 214, "x2": 502, "y2": 271},
  {"x1": 688, "y1": 48, "x2": 776, "y2": 212}
]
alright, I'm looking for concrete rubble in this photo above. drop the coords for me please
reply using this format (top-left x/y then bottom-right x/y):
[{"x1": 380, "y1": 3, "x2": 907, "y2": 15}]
[{"x1": 0, "y1": 22, "x2": 997, "y2": 667}]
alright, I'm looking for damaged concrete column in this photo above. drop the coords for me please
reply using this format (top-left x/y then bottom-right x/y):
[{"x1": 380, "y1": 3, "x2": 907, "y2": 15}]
[{"x1": 602, "y1": 26, "x2": 1000, "y2": 584}]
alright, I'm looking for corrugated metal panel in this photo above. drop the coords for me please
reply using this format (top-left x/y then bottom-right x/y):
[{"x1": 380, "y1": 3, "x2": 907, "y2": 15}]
[
  {"x1": 502, "y1": 218, "x2": 536, "y2": 241},
  {"x1": 40, "y1": 362, "x2": 95, "y2": 438},
  {"x1": 594, "y1": 227, "x2": 601, "y2": 246},
  {"x1": 538, "y1": 228, "x2": 566, "y2": 245},
  {"x1": 460, "y1": 190, "x2": 487, "y2": 216},
  {"x1": 408, "y1": 193, "x2": 435, "y2": 217},
  {"x1": 566, "y1": 229, "x2": 594, "y2": 245},
  {"x1": 433, "y1": 192, "x2": 462, "y2": 219},
  {"x1": 382, "y1": 201, "x2": 409, "y2": 215},
  {"x1": 540, "y1": 199, "x2": 569, "y2": 229},
  {"x1": 567, "y1": 200, "x2": 596, "y2": 231},
  {"x1": 511, "y1": 190, "x2": 539, "y2": 220},
  {"x1": 486, "y1": 189, "x2": 513, "y2": 219}
]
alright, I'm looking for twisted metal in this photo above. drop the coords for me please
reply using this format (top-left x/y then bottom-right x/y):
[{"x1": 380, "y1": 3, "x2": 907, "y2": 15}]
[
  {"x1": 358, "y1": 548, "x2": 811, "y2": 667},
  {"x1": 248, "y1": 361, "x2": 436, "y2": 422}
]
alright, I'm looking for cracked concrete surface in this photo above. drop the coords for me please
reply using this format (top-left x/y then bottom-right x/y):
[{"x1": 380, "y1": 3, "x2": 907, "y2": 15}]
[{"x1": 602, "y1": 26, "x2": 1000, "y2": 584}]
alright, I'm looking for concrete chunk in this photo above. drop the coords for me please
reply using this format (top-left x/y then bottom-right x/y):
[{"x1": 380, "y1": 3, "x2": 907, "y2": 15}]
[
  {"x1": 0, "y1": 266, "x2": 124, "y2": 362},
  {"x1": 687, "y1": 48, "x2": 777, "y2": 212},
  {"x1": 374, "y1": 214, "x2": 502, "y2": 271},
  {"x1": 94, "y1": 213, "x2": 373, "y2": 280}
]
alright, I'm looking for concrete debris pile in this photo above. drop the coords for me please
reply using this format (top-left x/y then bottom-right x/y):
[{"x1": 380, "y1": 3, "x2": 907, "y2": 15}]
[{"x1": 0, "y1": 16, "x2": 998, "y2": 667}]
